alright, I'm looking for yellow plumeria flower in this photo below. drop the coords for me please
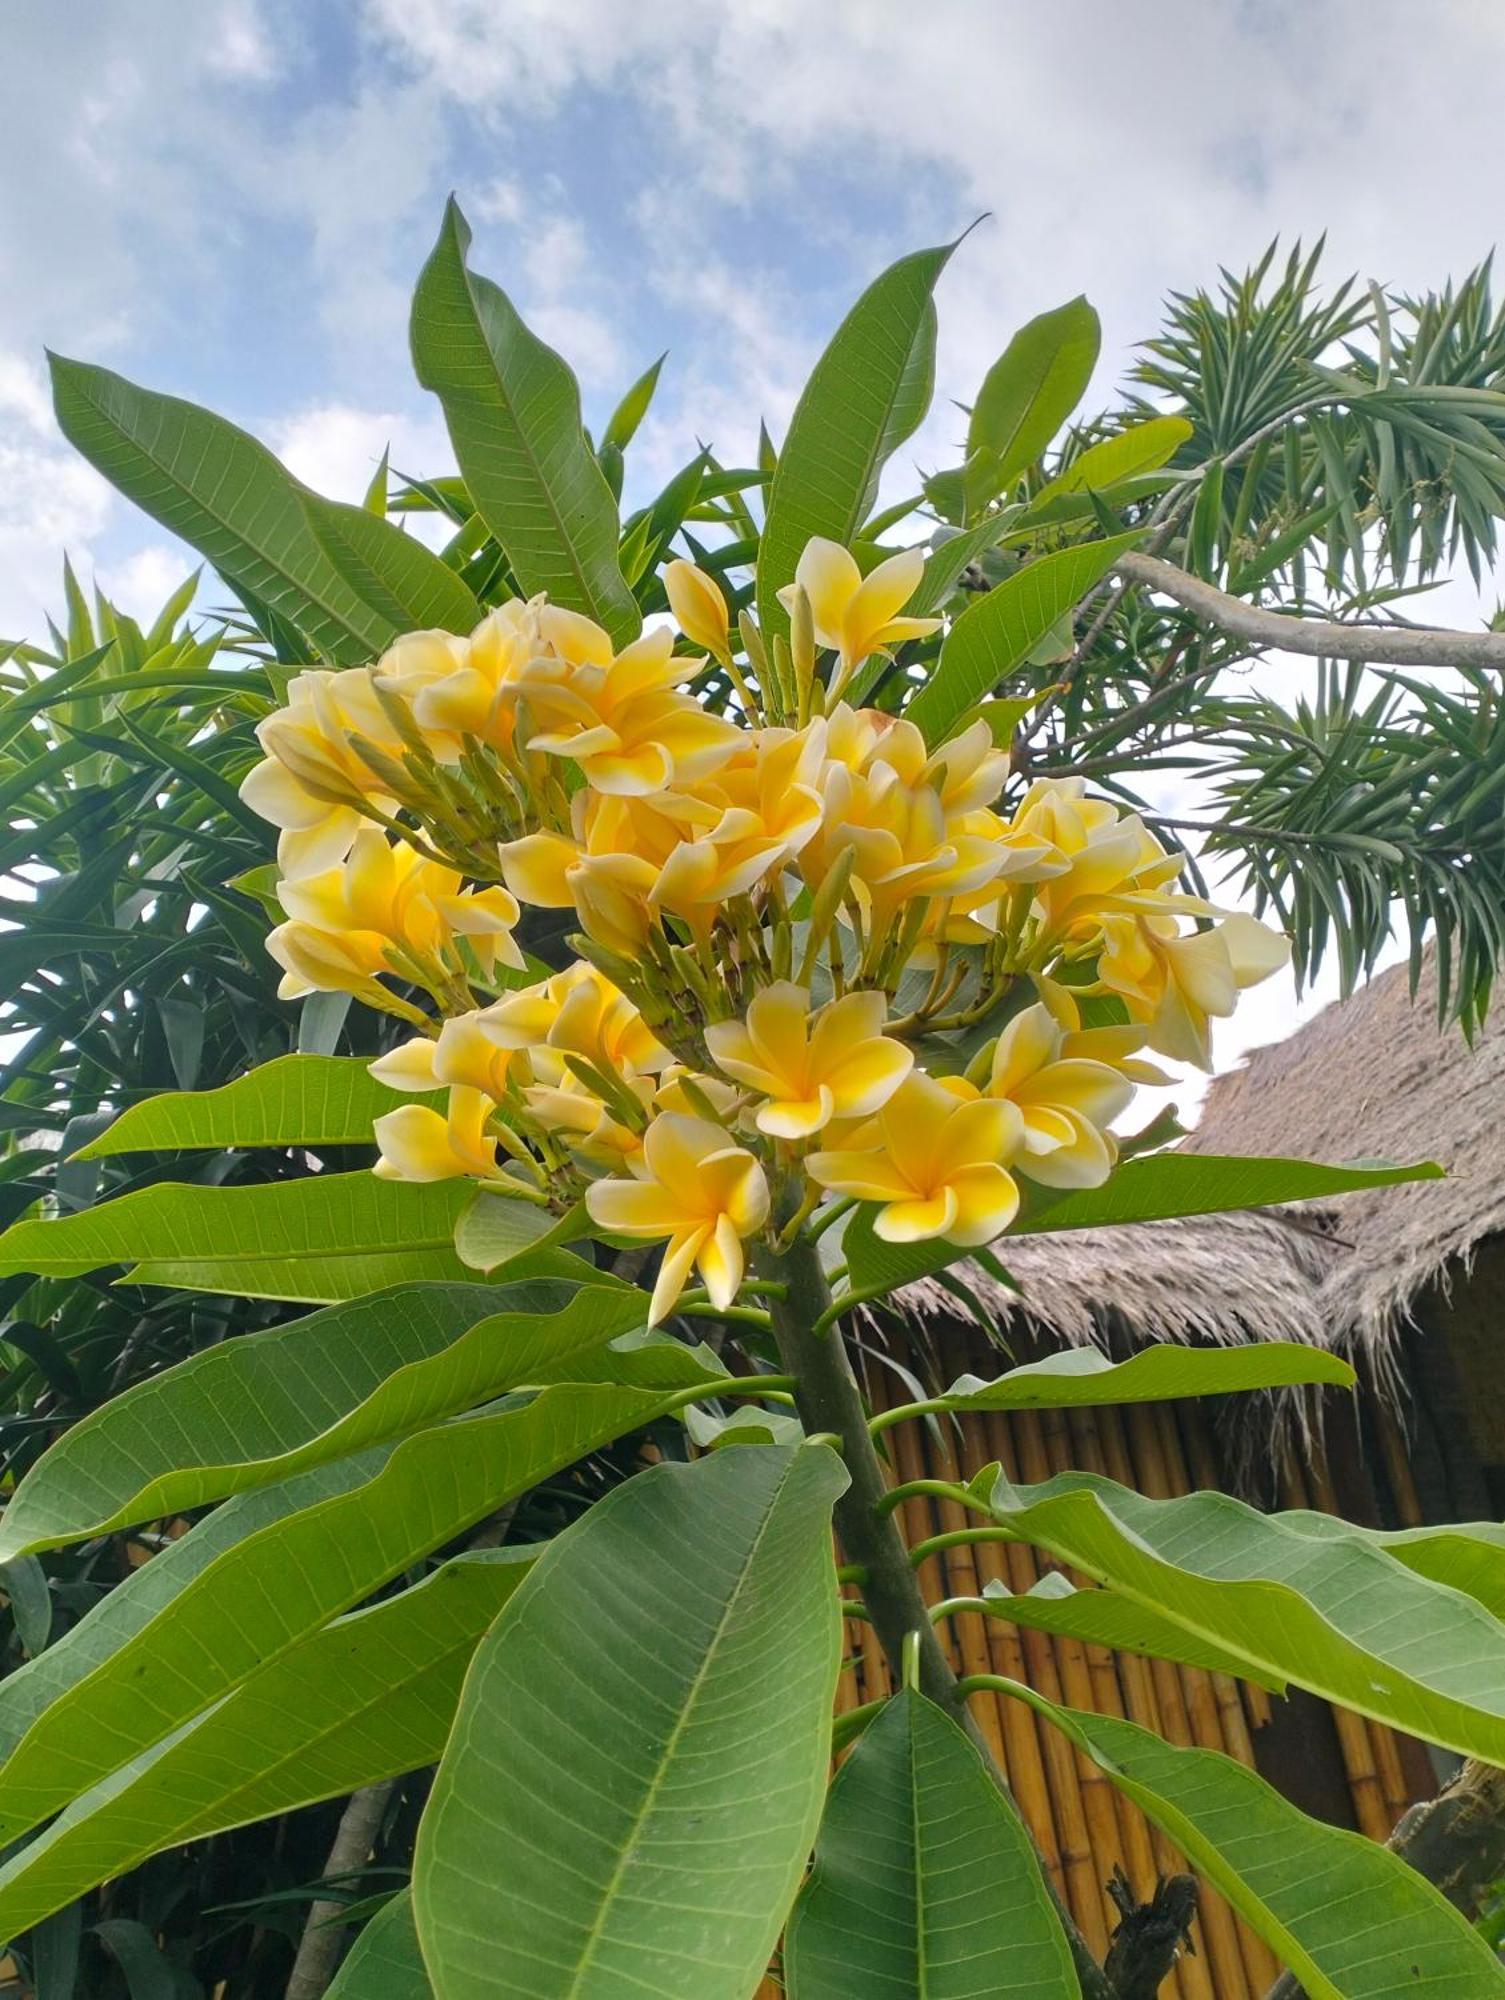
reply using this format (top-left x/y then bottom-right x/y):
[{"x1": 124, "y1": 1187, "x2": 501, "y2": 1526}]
[
  {"x1": 663, "y1": 559, "x2": 731, "y2": 659},
  {"x1": 705, "y1": 982, "x2": 912, "y2": 1139},
  {"x1": 374, "y1": 601, "x2": 541, "y2": 759},
  {"x1": 1012, "y1": 777, "x2": 1184, "y2": 941},
  {"x1": 239, "y1": 666, "x2": 404, "y2": 878},
  {"x1": 480, "y1": 962, "x2": 668, "y2": 1078},
  {"x1": 808, "y1": 1072, "x2": 1019, "y2": 1244},
  {"x1": 985, "y1": 1003, "x2": 1133, "y2": 1188},
  {"x1": 271, "y1": 829, "x2": 524, "y2": 998},
  {"x1": 585, "y1": 1113, "x2": 771, "y2": 1324},
  {"x1": 777, "y1": 539, "x2": 941, "y2": 684},
  {"x1": 650, "y1": 724, "x2": 828, "y2": 936},
  {"x1": 1097, "y1": 910, "x2": 1289, "y2": 1068},
  {"x1": 511, "y1": 613, "x2": 740, "y2": 794},
  {"x1": 373, "y1": 1086, "x2": 498, "y2": 1182},
  {"x1": 521, "y1": 1056, "x2": 650, "y2": 1169},
  {"x1": 369, "y1": 1010, "x2": 517, "y2": 1100}
]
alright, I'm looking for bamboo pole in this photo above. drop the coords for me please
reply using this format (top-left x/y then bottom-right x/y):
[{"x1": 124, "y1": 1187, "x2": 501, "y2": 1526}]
[
  {"x1": 1124, "y1": 1405, "x2": 1255, "y2": 2000},
  {"x1": 982, "y1": 1405, "x2": 1114, "y2": 1958},
  {"x1": 1159, "y1": 1405, "x2": 1282, "y2": 1995},
  {"x1": 889, "y1": 1414, "x2": 1012, "y2": 1777},
  {"x1": 1375, "y1": 1403, "x2": 1426, "y2": 1527},
  {"x1": 1039, "y1": 1404, "x2": 1166, "y2": 1907},
  {"x1": 1067, "y1": 1411, "x2": 1200, "y2": 2000},
  {"x1": 1011, "y1": 1404, "x2": 1133, "y2": 1963}
]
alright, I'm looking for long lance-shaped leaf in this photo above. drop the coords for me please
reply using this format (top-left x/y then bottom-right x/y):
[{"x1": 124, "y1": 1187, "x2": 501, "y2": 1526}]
[
  {"x1": 415, "y1": 1443, "x2": 848, "y2": 2000},
  {"x1": 0, "y1": 1280, "x2": 685, "y2": 1558},
  {"x1": 783, "y1": 1689, "x2": 1077, "y2": 1999},
  {"x1": 301, "y1": 491, "x2": 483, "y2": 636},
  {"x1": 904, "y1": 532, "x2": 1139, "y2": 744},
  {"x1": 1027, "y1": 414, "x2": 1194, "y2": 509},
  {"x1": 756, "y1": 243, "x2": 952, "y2": 643},
  {"x1": 0, "y1": 1378, "x2": 697, "y2": 1843},
  {"x1": 0, "y1": 1459, "x2": 372, "y2": 1767},
  {"x1": 1013, "y1": 1150, "x2": 1445, "y2": 1235},
  {"x1": 1007, "y1": 1692, "x2": 1505, "y2": 1999},
  {"x1": 1275, "y1": 1510, "x2": 1505, "y2": 1621},
  {"x1": 982, "y1": 1468, "x2": 1505, "y2": 1764},
  {"x1": 0, "y1": 1171, "x2": 598, "y2": 1301},
  {"x1": 963, "y1": 297, "x2": 1102, "y2": 519},
  {"x1": 48, "y1": 356, "x2": 475, "y2": 663},
  {"x1": 75, "y1": 1055, "x2": 425, "y2": 1159},
  {"x1": 0, "y1": 1550, "x2": 533, "y2": 1942},
  {"x1": 327, "y1": 1891, "x2": 430, "y2": 1999},
  {"x1": 973, "y1": 1575, "x2": 1285, "y2": 1688},
  {"x1": 410, "y1": 200, "x2": 638, "y2": 646},
  {"x1": 879, "y1": 1342, "x2": 1354, "y2": 1427}
]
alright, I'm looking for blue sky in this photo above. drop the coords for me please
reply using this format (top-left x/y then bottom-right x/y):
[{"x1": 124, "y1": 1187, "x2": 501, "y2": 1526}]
[{"x1": 4, "y1": 0, "x2": 1503, "y2": 1091}]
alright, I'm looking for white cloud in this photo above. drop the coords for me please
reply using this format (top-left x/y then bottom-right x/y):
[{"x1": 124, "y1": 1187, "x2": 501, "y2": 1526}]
[
  {"x1": 97, "y1": 545, "x2": 200, "y2": 624},
  {"x1": 0, "y1": 351, "x2": 114, "y2": 640},
  {"x1": 268, "y1": 402, "x2": 453, "y2": 504}
]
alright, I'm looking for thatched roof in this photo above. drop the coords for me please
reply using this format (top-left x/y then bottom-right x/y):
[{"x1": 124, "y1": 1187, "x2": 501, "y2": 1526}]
[
  {"x1": 905, "y1": 952, "x2": 1503, "y2": 1388},
  {"x1": 1185, "y1": 952, "x2": 1505, "y2": 1367}
]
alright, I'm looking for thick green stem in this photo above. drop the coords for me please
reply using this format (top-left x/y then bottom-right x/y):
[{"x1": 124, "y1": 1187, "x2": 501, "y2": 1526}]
[{"x1": 760, "y1": 1232, "x2": 1117, "y2": 2000}]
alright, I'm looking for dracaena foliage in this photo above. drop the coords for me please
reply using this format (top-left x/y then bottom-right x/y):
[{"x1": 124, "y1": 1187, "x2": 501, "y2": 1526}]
[{"x1": 0, "y1": 203, "x2": 1500, "y2": 2000}]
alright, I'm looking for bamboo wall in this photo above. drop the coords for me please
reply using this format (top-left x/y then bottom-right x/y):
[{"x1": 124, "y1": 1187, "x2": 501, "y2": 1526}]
[{"x1": 757, "y1": 1329, "x2": 1431, "y2": 2000}]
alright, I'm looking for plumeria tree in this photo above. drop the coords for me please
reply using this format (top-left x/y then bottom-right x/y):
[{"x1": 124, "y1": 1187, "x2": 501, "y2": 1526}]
[{"x1": 4, "y1": 206, "x2": 1505, "y2": 1999}]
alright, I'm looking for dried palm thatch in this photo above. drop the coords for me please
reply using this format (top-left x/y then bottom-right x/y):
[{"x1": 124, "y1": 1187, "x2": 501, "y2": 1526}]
[
  {"x1": 1184, "y1": 951, "x2": 1505, "y2": 1372},
  {"x1": 899, "y1": 950, "x2": 1499, "y2": 1407}
]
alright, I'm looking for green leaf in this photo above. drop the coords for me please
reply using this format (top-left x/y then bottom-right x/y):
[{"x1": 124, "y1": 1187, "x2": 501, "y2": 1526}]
[
  {"x1": 91, "y1": 1921, "x2": 177, "y2": 2000},
  {"x1": 603, "y1": 352, "x2": 667, "y2": 452},
  {"x1": 0, "y1": 1380, "x2": 687, "y2": 1844},
  {"x1": 0, "y1": 1459, "x2": 375, "y2": 1768},
  {"x1": 302, "y1": 491, "x2": 484, "y2": 635},
  {"x1": 981, "y1": 1467, "x2": 1505, "y2": 1765},
  {"x1": 0, "y1": 1280, "x2": 668, "y2": 1559},
  {"x1": 757, "y1": 244, "x2": 952, "y2": 642},
  {"x1": 905, "y1": 533, "x2": 1138, "y2": 744},
  {"x1": 1011, "y1": 1695, "x2": 1505, "y2": 1999},
  {"x1": 75, "y1": 1055, "x2": 421, "y2": 1159},
  {"x1": 410, "y1": 200, "x2": 639, "y2": 646},
  {"x1": 327, "y1": 1892, "x2": 430, "y2": 1999},
  {"x1": 453, "y1": 1189, "x2": 586, "y2": 1274},
  {"x1": 784, "y1": 1689, "x2": 1075, "y2": 1999},
  {"x1": 1015, "y1": 1150, "x2": 1445, "y2": 1235},
  {"x1": 963, "y1": 298, "x2": 1101, "y2": 518},
  {"x1": 977, "y1": 1574, "x2": 1283, "y2": 1688},
  {"x1": 414, "y1": 1443, "x2": 848, "y2": 2000},
  {"x1": 1277, "y1": 1510, "x2": 1505, "y2": 1621},
  {"x1": 0, "y1": 1556, "x2": 52, "y2": 1656},
  {"x1": 1030, "y1": 415, "x2": 1193, "y2": 508},
  {"x1": 932, "y1": 1342, "x2": 1354, "y2": 1414},
  {"x1": 902, "y1": 514, "x2": 1016, "y2": 621},
  {"x1": 48, "y1": 356, "x2": 414, "y2": 666},
  {"x1": 0, "y1": 1551, "x2": 533, "y2": 1943},
  {"x1": 0, "y1": 1171, "x2": 561, "y2": 1302}
]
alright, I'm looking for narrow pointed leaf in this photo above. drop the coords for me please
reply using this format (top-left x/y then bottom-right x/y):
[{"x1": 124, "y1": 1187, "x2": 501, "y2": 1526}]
[
  {"x1": 302, "y1": 491, "x2": 483, "y2": 634},
  {"x1": 1279, "y1": 1510, "x2": 1505, "y2": 1621},
  {"x1": 0, "y1": 1171, "x2": 598, "y2": 1301},
  {"x1": 784, "y1": 1689, "x2": 1076, "y2": 1998},
  {"x1": 977, "y1": 1576, "x2": 1284, "y2": 1688},
  {"x1": 0, "y1": 1551, "x2": 533, "y2": 1941},
  {"x1": 1014, "y1": 1696, "x2": 1505, "y2": 1999},
  {"x1": 327, "y1": 1892, "x2": 430, "y2": 1999},
  {"x1": 0, "y1": 1380, "x2": 686, "y2": 1842},
  {"x1": 75, "y1": 1055, "x2": 423, "y2": 1159},
  {"x1": 1030, "y1": 415, "x2": 1193, "y2": 508},
  {"x1": 0, "y1": 1280, "x2": 674, "y2": 1558},
  {"x1": 48, "y1": 357, "x2": 423, "y2": 664},
  {"x1": 983, "y1": 1467, "x2": 1505, "y2": 1764},
  {"x1": 757, "y1": 244, "x2": 952, "y2": 641},
  {"x1": 906, "y1": 533, "x2": 1138, "y2": 744},
  {"x1": 411, "y1": 200, "x2": 638, "y2": 645},
  {"x1": 932, "y1": 1343, "x2": 1354, "y2": 1414},
  {"x1": 964, "y1": 297, "x2": 1102, "y2": 517},
  {"x1": 1015, "y1": 1151, "x2": 1445, "y2": 1234},
  {"x1": 415, "y1": 1443, "x2": 848, "y2": 2000}
]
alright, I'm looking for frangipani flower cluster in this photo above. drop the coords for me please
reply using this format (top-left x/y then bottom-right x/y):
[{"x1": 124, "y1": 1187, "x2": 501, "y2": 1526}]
[{"x1": 242, "y1": 535, "x2": 1288, "y2": 1322}]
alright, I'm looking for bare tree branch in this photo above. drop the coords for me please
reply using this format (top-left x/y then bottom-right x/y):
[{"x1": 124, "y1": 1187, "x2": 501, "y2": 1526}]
[
  {"x1": 284, "y1": 1780, "x2": 397, "y2": 2000},
  {"x1": 1115, "y1": 551, "x2": 1505, "y2": 670}
]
